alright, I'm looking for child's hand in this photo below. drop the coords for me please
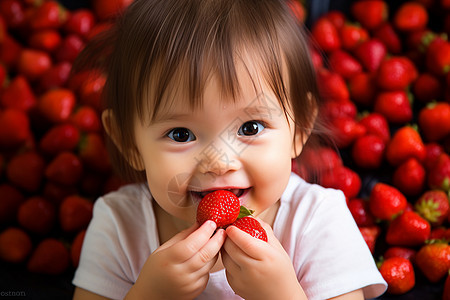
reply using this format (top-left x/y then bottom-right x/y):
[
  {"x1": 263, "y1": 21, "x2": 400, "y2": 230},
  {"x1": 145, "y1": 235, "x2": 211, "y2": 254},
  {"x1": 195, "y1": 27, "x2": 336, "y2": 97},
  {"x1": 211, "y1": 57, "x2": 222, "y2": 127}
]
[
  {"x1": 126, "y1": 220, "x2": 226, "y2": 300},
  {"x1": 222, "y1": 220, "x2": 307, "y2": 300}
]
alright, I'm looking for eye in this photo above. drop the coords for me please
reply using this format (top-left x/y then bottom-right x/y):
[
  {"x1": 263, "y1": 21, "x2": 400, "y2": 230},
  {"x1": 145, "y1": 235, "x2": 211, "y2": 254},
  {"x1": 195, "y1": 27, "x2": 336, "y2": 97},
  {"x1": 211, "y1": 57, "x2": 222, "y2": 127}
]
[
  {"x1": 238, "y1": 121, "x2": 265, "y2": 136},
  {"x1": 167, "y1": 128, "x2": 196, "y2": 142}
]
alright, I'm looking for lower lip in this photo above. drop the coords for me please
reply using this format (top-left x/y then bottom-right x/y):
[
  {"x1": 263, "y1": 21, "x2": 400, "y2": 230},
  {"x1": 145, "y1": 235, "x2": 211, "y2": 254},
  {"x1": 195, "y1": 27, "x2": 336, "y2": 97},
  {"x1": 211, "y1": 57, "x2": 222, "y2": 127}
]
[{"x1": 189, "y1": 188, "x2": 252, "y2": 205}]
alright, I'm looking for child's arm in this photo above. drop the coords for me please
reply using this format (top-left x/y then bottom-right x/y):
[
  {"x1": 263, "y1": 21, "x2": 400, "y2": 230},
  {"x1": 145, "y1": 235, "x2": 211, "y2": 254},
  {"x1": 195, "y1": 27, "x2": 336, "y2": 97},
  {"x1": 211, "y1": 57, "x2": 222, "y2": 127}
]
[{"x1": 125, "y1": 220, "x2": 225, "y2": 300}]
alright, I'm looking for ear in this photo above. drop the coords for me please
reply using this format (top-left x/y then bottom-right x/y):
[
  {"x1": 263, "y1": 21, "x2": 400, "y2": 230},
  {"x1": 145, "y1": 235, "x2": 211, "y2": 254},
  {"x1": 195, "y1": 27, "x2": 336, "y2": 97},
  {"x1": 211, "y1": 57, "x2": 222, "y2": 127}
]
[{"x1": 101, "y1": 109, "x2": 146, "y2": 171}]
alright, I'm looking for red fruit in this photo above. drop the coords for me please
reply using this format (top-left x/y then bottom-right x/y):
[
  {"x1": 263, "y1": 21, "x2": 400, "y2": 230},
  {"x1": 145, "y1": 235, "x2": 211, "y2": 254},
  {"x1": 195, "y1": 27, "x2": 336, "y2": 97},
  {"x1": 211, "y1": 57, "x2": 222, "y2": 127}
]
[
  {"x1": 28, "y1": 1, "x2": 68, "y2": 30},
  {"x1": 71, "y1": 230, "x2": 86, "y2": 268},
  {"x1": 418, "y1": 102, "x2": 450, "y2": 142},
  {"x1": 386, "y1": 211, "x2": 431, "y2": 246},
  {"x1": 415, "y1": 240, "x2": 450, "y2": 283},
  {"x1": 0, "y1": 0, "x2": 25, "y2": 28},
  {"x1": 319, "y1": 165, "x2": 361, "y2": 199},
  {"x1": 54, "y1": 34, "x2": 85, "y2": 63},
  {"x1": 38, "y1": 89, "x2": 76, "y2": 123},
  {"x1": 330, "y1": 116, "x2": 366, "y2": 149},
  {"x1": 1, "y1": 75, "x2": 36, "y2": 111},
  {"x1": 43, "y1": 181, "x2": 77, "y2": 207},
  {"x1": 339, "y1": 22, "x2": 369, "y2": 51},
  {"x1": 392, "y1": 158, "x2": 426, "y2": 196},
  {"x1": 374, "y1": 91, "x2": 413, "y2": 124},
  {"x1": 0, "y1": 227, "x2": 32, "y2": 264},
  {"x1": 64, "y1": 9, "x2": 96, "y2": 38},
  {"x1": 86, "y1": 22, "x2": 113, "y2": 41},
  {"x1": 321, "y1": 98, "x2": 357, "y2": 121},
  {"x1": 424, "y1": 143, "x2": 444, "y2": 170},
  {"x1": 6, "y1": 151, "x2": 45, "y2": 193},
  {"x1": 299, "y1": 146, "x2": 342, "y2": 175},
  {"x1": 323, "y1": 11, "x2": 345, "y2": 30},
  {"x1": 18, "y1": 196, "x2": 56, "y2": 235},
  {"x1": 376, "y1": 56, "x2": 418, "y2": 91},
  {"x1": 358, "y1": 113, "x2": 390, "y2": 143},
  {"x1": 393, "y1": 2, "x2": 428, "y2": 32},
  {"x1": 16, "y1": 49, "x2": 52, "y2": 81},
  {"x1": 78, "y1": 133, "x2": 111, "y2": 172},
  {"x1": 45, "y1": 151, "x2": 83, "y2": 186},
  {"x1": 348, "y1": 73, "x2": 377, "y2": 107},
  {"x1": 378, "y1": 257, "x2": 415, "y2": 295},
  {"x1": 372, "y1": 22, "x2": 402, "y2": 54},
  {"x1": 28, "y1": 29, "x2": 62, "y2": 53},
  {"x1": 92, "y1": 0, "x2": 133, "y2": 20},
  {"x1": 425, "y1": 37, "x2": 450, "y2": 76},
  {"x1": 0, "y1": 108, "x2": 31, "y2": 148},
  {"x1": 69, "y1": 105, "x2": 101, "y2": 132},
  {"x1": 385, "y1": 126, "x2": 426, "y2": 167},
  {"x1": 384, "y1": 247, "x2": 416, "y2": 263},
  {"x1": 311, "y1": 17, "x2": 341, "y2": 53},
  {"x1": 429, "y1": 227, "x2": 450, "y2": 240},
  {"x1": 196, "y1": 190, "x2": 241, "y2": 228},
  {"x1": 0, "y1": 35, "x2": 21, "y2": 68},
  {"x1": 232, "y1": 217, "x2": 268, "y2": 242},
  {"x1": 316, "y1": 68, "x2": 349, "y2": 101},
  {"x1": 0, "y1": 184, "x2": 24, "y2": 224},
  {"x1": 39, "y1": 61, "x2": 72, "y2": 92},
  {"x1": 79, "y1": 71, "x2": 106, "y2": 112},
  {"x1": 359, "y1": 225, "x2": 380, "y2": 253},
  {"x1": 287, "y1": 0, "x2": 306, "y2": 23},
  {"x1": 348, "y1": 198, "x2": 375, "y2": 226},
  {"x1": 415, "y1": 190, "x2": 449, "y2": 227},
  {"x1": 412, "y1": 73, "x2": 443, "y2": 104},
  {"x1": 351, "y1": 0, "x2": 388, "y2": 30},
  {"x1": 27, "y1": 238, "x2": 70, "y2": 275},
  {"x1": 353, "y1": 38, "x2": 387, "y2": 73},
  {"x1": 59, "y1": 195, "x2": 94, "y2": 233},
  {"x1": 39, "y1": 123, "x2": 80, "y2": 156},
  {"x1": 328, "y1": 50, "x2": 362, "y2": 80},
  {"x1": 427, "y1": 153, "x2": 450, "y2": 191},
  {"x1": 352, "y1": 134, "x2": 386, "y2": 169},
  {"x1": 369, "y1": 183, "x2": 407, "y2": 221}
]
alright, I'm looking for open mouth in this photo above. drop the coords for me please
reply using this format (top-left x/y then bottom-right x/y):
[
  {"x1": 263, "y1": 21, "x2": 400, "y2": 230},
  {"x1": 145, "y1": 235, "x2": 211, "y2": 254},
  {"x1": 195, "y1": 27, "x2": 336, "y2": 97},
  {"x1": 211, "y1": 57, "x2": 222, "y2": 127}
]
[{"x1": 190, "y1": 188, "x2": 250, "y2": 202}]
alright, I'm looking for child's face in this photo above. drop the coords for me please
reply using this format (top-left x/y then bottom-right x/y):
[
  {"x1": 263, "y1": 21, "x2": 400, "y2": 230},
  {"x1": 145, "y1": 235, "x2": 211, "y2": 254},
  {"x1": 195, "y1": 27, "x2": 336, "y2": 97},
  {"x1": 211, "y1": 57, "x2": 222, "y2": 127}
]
[{"x1": 132, "y1": 61, "x2": 304, "y2": 224}]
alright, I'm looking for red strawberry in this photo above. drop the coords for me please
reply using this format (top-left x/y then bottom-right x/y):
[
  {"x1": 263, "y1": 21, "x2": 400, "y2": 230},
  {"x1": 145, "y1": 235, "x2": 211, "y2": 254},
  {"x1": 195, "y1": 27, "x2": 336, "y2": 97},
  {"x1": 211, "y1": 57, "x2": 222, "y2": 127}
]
[
  {"x1": 92, "y1": 0, "x2": 133, "y2": 21},
  {"x1": 17, "y1": 196, "x2": 56, "y2": 235},
  {"x1": 384, "y1": 247, "x2": 416, "y2": 263},
  {"x1": 348, "y1": 198, "x2": 375, "y2": 226},
  {"x1": 6, "y1": 151, "x2": 45, "y2": 193},
  {"x1": 16, "y1": 49, "x2": 52, "y2": 81},
  {"x1": 339, "y1": 22, "x2": 369, "y2": 51},
  {"x1": 316, "y1": 68, "x2": 349, "y2": 101},
  {"x1": 0, "y1": 34, "x2": 22, "y2": 68},
  {"x1": 378, "y1": 257, "x2": 415, "y2": 295},
  {"x1": 27, "y1": 238, "x2": 70, "y2": 275},
  {"x1": 231, "y1": 217, "x2": 268, "y2": 242},
  {"x1": 28, "y1": 1, "x2": 68, "y2": 30},
  {"x1": 0, "y1": 0, "x2": 25, "y2": 28},
  {"x1": 69, "y1": 105, "x2": 101, "y2": 132},
  {"x1": 28, "y1": 29, "x2": 62, "y2": 53},
  {"x1": 372, "y1": 22, "x2": 402, "y2": 54},
  {"x1": 424, "y1": 143, "x2": 444, "y2": 170},
  {"x1": 376, "y1": 56, "x2": 418, "y2": 91},
  {"x1": 386, "y1": 211, "x2": 431, "y2": 246},
  {"x1": 392, "y1": 158, "x2": 426, "y2": 196},
  {"x1": 54, "y1": 34, "x2": 85, "y2": 63},
  {"x1": 78, "y1": 71, "x2": 106, "y2": 112},
  {"x1": 425, "y1": 36, "x2": 450, "y2": 76},
  {"x1": 38, "y1": 88, "x2": 76, "y2": 124},
  {"x1": 418, "y1": 102, "x2": 450, "y2": 142},
  {"x1": 311, "y1": 17, "x2": 340, "y2": 53},
  {"x1": 287, "y1": 0, "x2": 306, "y2": 23},
  {"x1": 0, "y1": 227, "x2": 32, "y2": 264},
  {"x1": 369, "y1": 183, "x2": 407, "y2": 221},
  {"x1": 299, "y1": 146, "x2": 342, "y2": 179},
  {"x1": 45, "y1": 151, "x2": 83, "y2": 186},
  {"x1": 429, "y1": 227, "x2": 450, "y2": 240},
  {"x1": 427, "y1": 153, "x2": 450, "y2": 191},
  {"x1": 196, "y1": 190, "x2": 241, "y2": 228},
  {"x1": 39, "y1": 123, "x2": 80, "y2": 156},
  {"x1": 351, "y1": 0, "x2": 388, "y2": 30},
  {"x1": 393, "y1": 2, "x2": 428, "y2": 32},
  {"x1": 38, "y1": 61, "x2": 72, "y2": 92},
  {"x1": 59, "y1": 195, "x2": 94, "y2": 233},
  {"x1": 358, "y1": 112, "x2": 390, "y2": 143},
  {"x1": 321, "y1": 98, "x2": 357, "y2": 120},
  {"x1": 352, "y1": 134, "x2": 386, "y2": 169},
  {"x1": 412, "y1": 72, "x2": 443, "y2": 104},
  {"x1": 63, "y1": 9, "x2": 96, "y2": 38},
  {"x1": 0, "y1": 108, "x2": 32, "y2": 149},
  {"x1": 319, "y1": 165, "x2": 361, "y2": 200},
  {"x1": 359, "y1": 225, "x2": 380, "y2": 254},
  {"x1": 70, "y1": 229, "x2": 86, "y2": 268},
  {"x1": 78, "y1": 132, "x2": 111, "y2": 172},
  {"x1": 348, "y1": 73, "x2": 377, "y2": 107},
  {"x1": 385, "y1": 126, "x2": 426, "y2": 167},
  {"x1": 415, "y1": 190, "x2": 449, "y2": 227},
  {"x1": 415, "y1": 240, "x2": 450, "y2": 283},
  {"x1": 1, "y1": 75, "x2": 37, "y2": 111},
  {"x1": 323, "y1": 11, "x2": 345, "y2": 30},
  {"x1": 353, "y1": 38, "x2": 387, "y2": 73},
  {"x1": 328, "y1": 50, "x2": 362, "y2": 80},
  {"x1": 330, "y1": 116, "x2": 366, "y2": 149},
  {"x1": 43, "y1": 181, "x2": 77, "y2": 207},
  {"x1": 86, "y1": 22, "x2": 113, "y2": 41},
  {"x1": 373, "y1": 91, "x2": 413, "y2": 124},
  {"x1": 0, "y1": 184, "x2": 24, "y2": 224}
]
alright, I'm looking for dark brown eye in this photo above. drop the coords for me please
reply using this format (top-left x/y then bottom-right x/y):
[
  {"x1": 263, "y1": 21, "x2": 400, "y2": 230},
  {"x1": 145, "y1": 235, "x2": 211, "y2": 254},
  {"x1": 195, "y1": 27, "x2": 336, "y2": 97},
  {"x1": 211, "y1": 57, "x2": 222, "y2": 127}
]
[
  {"x1": 167, "y1": 128, "x2": 196, "y2": 142},
  {"x1": 238, "y1": 121, "x2": 265, "y2": 136}
]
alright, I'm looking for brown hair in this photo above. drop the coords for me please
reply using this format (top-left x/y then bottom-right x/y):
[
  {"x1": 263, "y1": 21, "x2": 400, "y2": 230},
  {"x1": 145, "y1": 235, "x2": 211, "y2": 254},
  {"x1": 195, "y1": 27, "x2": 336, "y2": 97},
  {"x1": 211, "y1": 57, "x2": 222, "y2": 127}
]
[{"x1": 74, "y1": 0, "x2": 324, "y2": 183}]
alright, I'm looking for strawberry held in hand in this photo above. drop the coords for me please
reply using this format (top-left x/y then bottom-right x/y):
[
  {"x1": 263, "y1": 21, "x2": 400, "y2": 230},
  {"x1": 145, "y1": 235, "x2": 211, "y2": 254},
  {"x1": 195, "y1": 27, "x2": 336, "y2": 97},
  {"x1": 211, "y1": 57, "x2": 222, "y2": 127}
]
[
  {"x1": 196, "y1": 190, "x2": 241, "y2": 228},
  {"x1": 232, "y1": 216, "x2": 268, "y2": 242}
]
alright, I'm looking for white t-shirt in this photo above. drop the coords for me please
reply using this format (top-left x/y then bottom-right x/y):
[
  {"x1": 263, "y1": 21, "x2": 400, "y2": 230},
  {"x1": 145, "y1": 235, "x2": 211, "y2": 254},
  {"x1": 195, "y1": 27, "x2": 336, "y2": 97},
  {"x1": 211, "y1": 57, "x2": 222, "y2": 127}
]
[{"x1": 73, "y1": 173, "x2": 387, "y2": 299}]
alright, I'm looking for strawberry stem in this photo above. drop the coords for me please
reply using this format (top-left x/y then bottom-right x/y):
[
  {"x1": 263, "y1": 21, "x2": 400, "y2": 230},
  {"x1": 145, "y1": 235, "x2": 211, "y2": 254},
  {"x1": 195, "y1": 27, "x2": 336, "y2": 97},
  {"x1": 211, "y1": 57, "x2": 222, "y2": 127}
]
[{"x1": 238, "y1": 206, "x2": 254, "y2": 219}]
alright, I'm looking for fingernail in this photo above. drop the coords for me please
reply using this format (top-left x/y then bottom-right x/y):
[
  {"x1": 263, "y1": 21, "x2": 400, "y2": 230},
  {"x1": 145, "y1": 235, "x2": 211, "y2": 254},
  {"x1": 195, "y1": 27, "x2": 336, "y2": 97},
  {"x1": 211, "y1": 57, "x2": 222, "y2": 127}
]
[{"x1": 205, "y1": 220, "x2": 217, "y2": 229}]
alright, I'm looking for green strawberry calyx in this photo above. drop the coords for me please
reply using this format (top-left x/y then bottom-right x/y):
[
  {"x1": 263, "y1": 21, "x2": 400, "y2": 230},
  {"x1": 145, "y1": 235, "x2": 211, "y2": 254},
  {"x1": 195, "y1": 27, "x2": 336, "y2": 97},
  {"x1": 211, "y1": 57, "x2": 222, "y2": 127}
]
[{"x1": 237, "y1": 206, "x2": 254, "y2": 219}]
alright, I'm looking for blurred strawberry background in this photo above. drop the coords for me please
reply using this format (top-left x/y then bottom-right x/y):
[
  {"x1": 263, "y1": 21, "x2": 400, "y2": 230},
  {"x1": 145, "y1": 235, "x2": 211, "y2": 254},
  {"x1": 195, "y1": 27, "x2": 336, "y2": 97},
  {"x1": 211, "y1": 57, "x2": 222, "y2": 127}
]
[{"x1": 0, "y1": 0, "x2": 449, "y2": 299}]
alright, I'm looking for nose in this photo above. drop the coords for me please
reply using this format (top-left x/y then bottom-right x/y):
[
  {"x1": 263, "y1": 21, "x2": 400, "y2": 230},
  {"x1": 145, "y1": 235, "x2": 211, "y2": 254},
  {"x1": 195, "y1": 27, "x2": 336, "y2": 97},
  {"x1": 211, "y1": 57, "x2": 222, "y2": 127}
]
[{"x1": 195, "y1": 140, "x2": 242, "y2": 176}]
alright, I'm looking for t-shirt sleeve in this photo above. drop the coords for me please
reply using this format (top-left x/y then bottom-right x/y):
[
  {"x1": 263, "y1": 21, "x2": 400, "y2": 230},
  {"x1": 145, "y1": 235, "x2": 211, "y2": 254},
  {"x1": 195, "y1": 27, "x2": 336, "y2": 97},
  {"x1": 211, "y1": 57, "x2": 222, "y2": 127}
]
[
  {"x1": 295, "y1": 188, "x2": 387, "y2": 300},
  {"x1": 72, "y1": 197, "x2": 136, "y2": 300}
]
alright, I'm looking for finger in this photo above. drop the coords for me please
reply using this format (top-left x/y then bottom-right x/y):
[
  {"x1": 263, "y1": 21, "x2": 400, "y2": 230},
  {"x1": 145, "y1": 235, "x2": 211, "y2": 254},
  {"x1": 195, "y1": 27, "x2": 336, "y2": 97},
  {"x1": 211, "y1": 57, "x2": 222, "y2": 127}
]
[
  {"x1": 225, "y1": 225, "x2": 267, "y2": 260},
  {"x1": 189, "y1": 228, "x2": 226, "y2": 271},
  {"x1": 174, "y1": 220, "x2": 217, "y2": 261},
  {"x1": 221, "y1": 245, "x2": 241, "y2": 274},
  {"x1": 154, "y1": 222, "x2": 199, "y2": 253},
  {"x1": 256, "y1": 219, "x2": 285, "y2": 251}
]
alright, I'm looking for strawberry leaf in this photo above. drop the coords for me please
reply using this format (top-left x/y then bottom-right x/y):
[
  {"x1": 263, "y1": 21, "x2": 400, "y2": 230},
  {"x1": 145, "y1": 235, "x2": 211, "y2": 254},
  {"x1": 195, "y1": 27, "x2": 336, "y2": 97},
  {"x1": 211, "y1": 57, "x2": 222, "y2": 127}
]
[{"x1": 237, "y1": 206, "x2": 254, "y2": 219}]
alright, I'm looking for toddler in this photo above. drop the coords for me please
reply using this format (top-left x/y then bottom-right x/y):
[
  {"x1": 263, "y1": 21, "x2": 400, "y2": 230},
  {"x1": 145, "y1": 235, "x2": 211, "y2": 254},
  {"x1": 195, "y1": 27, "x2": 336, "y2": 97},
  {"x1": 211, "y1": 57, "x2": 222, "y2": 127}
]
[{"x1": 72, "y1": 0, "x2": 387, "y2": 299}]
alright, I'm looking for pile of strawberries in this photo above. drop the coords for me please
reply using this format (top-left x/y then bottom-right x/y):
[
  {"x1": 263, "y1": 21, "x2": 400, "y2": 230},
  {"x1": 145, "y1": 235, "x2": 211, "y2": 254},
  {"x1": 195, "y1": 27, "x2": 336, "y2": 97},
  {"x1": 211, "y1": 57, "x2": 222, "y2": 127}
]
[
  {"x1": 0, "y1": 0, "x2": 131, "y2": 276},
  {"x1": 293, "y1": 0, "x2": 450, "y2": 297}
]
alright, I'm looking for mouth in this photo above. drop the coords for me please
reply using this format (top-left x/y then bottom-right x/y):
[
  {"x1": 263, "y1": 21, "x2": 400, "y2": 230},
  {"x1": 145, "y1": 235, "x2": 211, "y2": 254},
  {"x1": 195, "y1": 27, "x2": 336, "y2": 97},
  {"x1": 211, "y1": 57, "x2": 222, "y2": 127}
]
[{"x1": 190, "y1": 188, "x2": 250, "y2": 203}]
